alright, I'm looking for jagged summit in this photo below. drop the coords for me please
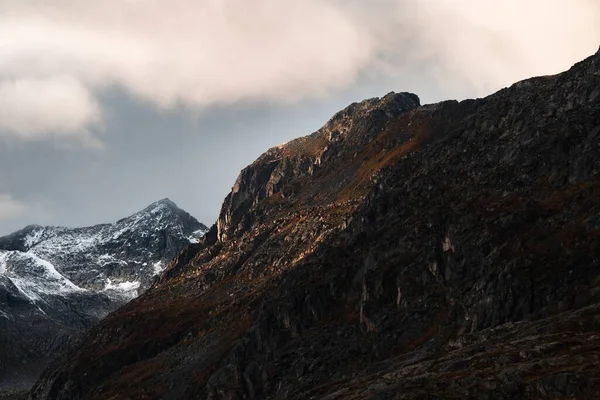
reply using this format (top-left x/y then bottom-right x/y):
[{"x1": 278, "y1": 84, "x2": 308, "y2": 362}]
[
  {"x1": 155, "y1": 197, "x2": 176, "y2": 205},
  {"x1": 263, "y1": 92, "x2": 420, "y2": 160},
  {"x1": 217, "y1": 91, "x2": 421, "y2": 242},
  {"x1": 141, "y1": 197, "x2": 179, "y2": 212},
  {"x1": 325, "y1": 91, "x2": 420, "y2": 126},
  {"x1": 123, "y1": 198, "x2": 182, "y2": 220},
  {"x1": 0, "y1": 198, "x2": 208, "y2": 295}
]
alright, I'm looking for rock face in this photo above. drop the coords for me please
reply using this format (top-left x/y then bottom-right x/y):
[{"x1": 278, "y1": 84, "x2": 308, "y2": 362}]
[
  {"x1": 216, "y1": 92, "x2": 420, "y2": 242},
  {"x1": 0, "y1": 199, "x2": 207, "y2": 393},
  {"x1": 31, "y1": 51, "x2": 600, "y2": 400}
]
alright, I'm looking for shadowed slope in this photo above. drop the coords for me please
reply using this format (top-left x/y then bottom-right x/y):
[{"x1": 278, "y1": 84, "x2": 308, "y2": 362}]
[{"x1": 32, "y1": 51, "x2": 600, "y2": 399}]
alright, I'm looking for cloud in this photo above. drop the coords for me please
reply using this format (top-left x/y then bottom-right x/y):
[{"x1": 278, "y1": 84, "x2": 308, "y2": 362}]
[
  {"x1": 0, "y1": 0, "x2": 376, "y2": 144},
  {"x1": 0, "y1": 76, "x2": 101, "y2": 146},
  {"x1": 0, "y1": 0, "x2": 598, "y2": 143},
  {"x1": 377, "y1": 0, "x2": 600, "y2": 97},
  {"x1": 0, "y1": 194, "x2": 27, "y2": 220}
]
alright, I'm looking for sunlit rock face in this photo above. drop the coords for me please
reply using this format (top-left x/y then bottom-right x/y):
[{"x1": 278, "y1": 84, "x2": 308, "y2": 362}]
[{"x1": 31, "y1": 51, "x2": 600, "y2": 399}]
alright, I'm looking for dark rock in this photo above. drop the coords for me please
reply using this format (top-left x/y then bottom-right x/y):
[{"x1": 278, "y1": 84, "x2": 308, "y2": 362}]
[{"x1": 30, "y1": 51, "x2": 600, "y2": 399}]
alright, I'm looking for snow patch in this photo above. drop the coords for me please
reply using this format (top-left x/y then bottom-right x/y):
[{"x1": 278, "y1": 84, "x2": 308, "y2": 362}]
[
  {"x1": 104, "y1": 278, "x2": 140, "y2": 300},
  {"x1": 30, "y1": 228, "x2": 103, "y2": 258},
  {"x1": 96, "y1": 253, "x2": 127, "y2": 267},
  {"x1": 25, "y1": 253, "x2": 83, "y2": 293},
  {"x1": 105, "y1": 278, "x2": 140, "y2": 292},
  {"x1": 153, "y1": 261, "x2": 165, "y2": 275},
  {"x1": 0, "y1": 251, "x2": 8, "y2": 274},
  {"x1": 24, "y1": 227, "x2": 44, "y2": 248},
  {"x1": 187, "y1": 228, "x2": 208, "y2": 244},
  {"x1": 0, "y1": 251, "x2": 84, "y2": 302},
  {"x1": 9, "y1": 277, "x2": 43, "y2": 302}
]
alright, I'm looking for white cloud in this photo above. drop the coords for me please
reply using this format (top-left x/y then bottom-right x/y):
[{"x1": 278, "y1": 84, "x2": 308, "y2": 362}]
[
  {"x1": 0, "y1": 194, "x2": 27, "y2": 220},
  {"x1": 0, "y1": 0, "x2": 598, "y2": 143},
  {"x1": 0, "y1": 76, "x2": 101, "y2": 145},
  {"x1": 378, "y1": 0, "x2": 600, "y2": 97},
  {"x1": 0, "y1": 0, "x2": 376, "y2": 144}
]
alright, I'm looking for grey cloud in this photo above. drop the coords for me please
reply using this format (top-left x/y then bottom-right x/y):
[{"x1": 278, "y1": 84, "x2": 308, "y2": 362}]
[
  {"x1": 0, "y1": 76, "x2": 102, "y2": 146},
  {"x1": 0, "y1": 0, "x2": 377, "y2": 142},
  {"x1": 0, "y1": 194, "x2": 28, "y2": 220},
  {"x1": 365, "y1": 0, "x2": 600, "y2": 98},
  {"x1": 1, "y1": 1, "x2": 598, "y2": 144},
  {"x1": 1, "y1": 1, "x2": 599, "y2": 235}
]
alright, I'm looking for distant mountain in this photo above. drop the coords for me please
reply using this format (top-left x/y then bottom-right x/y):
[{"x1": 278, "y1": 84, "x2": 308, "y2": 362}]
[{"x1": 0, "y1": 199, "x2": 207, "y2": 393}]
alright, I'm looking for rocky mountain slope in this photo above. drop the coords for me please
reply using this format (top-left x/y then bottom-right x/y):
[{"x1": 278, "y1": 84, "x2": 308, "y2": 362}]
[
  {"x1": 0, "y1": 199, "x2": 207, "y2": 393},
  {"x1": 32, "y1": 49, "x2": 600, "y2": 399}
]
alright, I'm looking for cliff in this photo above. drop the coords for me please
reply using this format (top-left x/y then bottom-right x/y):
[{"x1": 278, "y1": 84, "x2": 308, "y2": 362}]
[{"x1": 31, "y1": 51, "x2": 600, "y2": 399}]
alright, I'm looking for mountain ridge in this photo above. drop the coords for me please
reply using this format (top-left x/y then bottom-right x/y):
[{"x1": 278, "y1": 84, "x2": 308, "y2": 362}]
[
  {"x1": 32, "y1": 50, "x2": 600, "y2": 399},
  {"x1": 0, "y1": 199, "x2": 208, "y2": 394}
]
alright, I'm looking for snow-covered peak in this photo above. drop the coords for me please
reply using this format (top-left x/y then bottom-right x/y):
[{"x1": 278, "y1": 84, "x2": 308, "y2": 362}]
[
  {"x1": 0, "y1": 199, "x2": 209, "y2": 385},
  {"x1": 0, "y1": 199, "x2": 208, "y2": 302},
  {"x1": 124, "y1": 198, "x2": 179, "y2": 222},
  {"x1": 147, "y1": 197, "x2": 178, "y2": 210}
]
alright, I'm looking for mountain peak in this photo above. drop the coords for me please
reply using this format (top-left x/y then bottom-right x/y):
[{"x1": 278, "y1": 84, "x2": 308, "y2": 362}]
[
  {"x1": 144, "y1": 197, "x2": 179, "y2": 211},
  {"x1": 217, "y1": 90, "x2": 420, "y2": 241},
  {"x1": 155, "y1": 197, "x2": 177, "y2": 207},
  {"x1": 30, "y1": 50, "x2": 600, "y2": 400},
  {"x1": 129, "y1": 198, "x2": 185, "y2": 221},
  {"x1": 325, "y1": 91, "x2": 420, "y2": 131},
  {"x1": 0, "y1": 198, "x2": 209, "y2": 386}
]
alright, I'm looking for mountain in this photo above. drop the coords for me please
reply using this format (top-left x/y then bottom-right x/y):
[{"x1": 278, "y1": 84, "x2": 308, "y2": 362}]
[
  {"x1": 32, "y1": 49, "x2": 600, "y2": 400},
  {"x1": 0, "y1": 199, "x2": 207, "y2": 393}
]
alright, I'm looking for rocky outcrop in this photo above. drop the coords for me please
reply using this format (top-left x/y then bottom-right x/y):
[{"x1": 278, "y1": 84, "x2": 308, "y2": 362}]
[
  {"x1": 216, "y1": 92, "x2": 420, "y2": 242},
  {"x1": 0, "y1": 199, "x2": 207, "y2": 394},
  {"x1": 31, "y1": 51, "x2": 600, "y2": 399}
]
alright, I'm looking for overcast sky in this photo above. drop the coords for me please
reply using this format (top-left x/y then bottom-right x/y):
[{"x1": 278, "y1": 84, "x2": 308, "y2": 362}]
[{"x1": 0, "y1": 0, "x2": 599, "y2": 235}]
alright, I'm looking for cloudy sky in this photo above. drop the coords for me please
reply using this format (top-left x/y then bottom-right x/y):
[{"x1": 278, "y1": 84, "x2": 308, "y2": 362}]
[{"x1": 0, "y1": 0, "x2": 599, "y2": 234}]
